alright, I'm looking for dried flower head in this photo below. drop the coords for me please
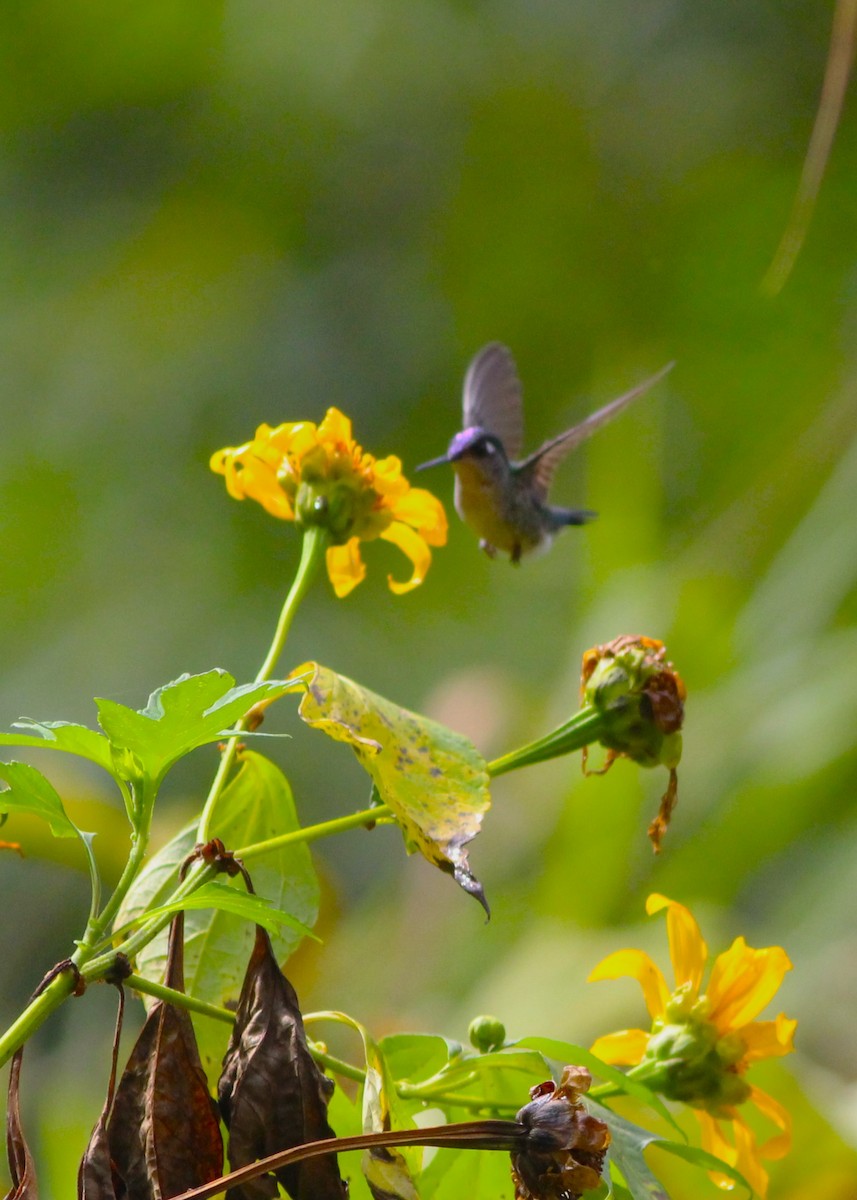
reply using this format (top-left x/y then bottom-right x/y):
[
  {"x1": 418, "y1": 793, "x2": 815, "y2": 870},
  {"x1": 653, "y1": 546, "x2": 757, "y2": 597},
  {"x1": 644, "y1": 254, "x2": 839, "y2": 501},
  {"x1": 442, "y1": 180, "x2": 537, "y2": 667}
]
[{"x1": 511, "y1": 1066, "x2": 610, "y2": 1200}]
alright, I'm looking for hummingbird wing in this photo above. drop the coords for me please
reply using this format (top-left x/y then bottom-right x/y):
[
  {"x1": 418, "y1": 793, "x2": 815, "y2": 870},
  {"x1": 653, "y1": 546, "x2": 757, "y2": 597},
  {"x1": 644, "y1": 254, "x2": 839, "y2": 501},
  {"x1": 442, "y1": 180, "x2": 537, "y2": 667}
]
[
  {"x1": 462, "y1": 342, "x2": 524, "y2": 460},
  {"x1": 518, "y1": 361, "x2": 674, "y2": 501}
]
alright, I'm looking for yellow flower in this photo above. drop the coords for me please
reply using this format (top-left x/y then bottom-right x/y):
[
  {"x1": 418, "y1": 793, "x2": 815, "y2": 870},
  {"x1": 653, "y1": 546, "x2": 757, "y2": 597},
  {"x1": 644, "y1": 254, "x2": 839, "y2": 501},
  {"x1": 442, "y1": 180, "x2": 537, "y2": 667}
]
[
  {"x1": 211, "y1": 408, "x2": 447, "y2": 597},
  {"x1": 588, "y1": 894, "x2": 796, "y2": 1197}
]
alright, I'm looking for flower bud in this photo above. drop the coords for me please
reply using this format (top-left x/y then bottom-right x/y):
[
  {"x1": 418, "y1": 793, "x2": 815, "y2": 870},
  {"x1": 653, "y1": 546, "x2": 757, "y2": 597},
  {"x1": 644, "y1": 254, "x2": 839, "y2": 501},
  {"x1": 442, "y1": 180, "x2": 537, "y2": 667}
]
[
  {"x1": 469, "y1": 1015, "x2": 507, "y2": 1053},
  {"x1": 580, "y1": 635, "x2": 685, "y2": 770}
]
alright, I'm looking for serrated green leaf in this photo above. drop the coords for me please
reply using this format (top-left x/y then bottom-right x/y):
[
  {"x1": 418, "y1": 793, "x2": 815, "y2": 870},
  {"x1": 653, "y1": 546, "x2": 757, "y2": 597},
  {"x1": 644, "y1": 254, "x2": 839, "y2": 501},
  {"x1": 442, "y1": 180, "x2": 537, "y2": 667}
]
[
  {"x1": 0, "y1": 761, "x2": 82, "y2": 838},
  {"x1": 119, "y1": 879, "x2": 318, "y2": 940},
  {"x1": 287, "y1": 662, "x2": 491, "y2": 911},
  {"x1": 115, "y1": 750, "x2": 318, "y2": 1079},
  {"x1": 0, "y1": 721, "x2": 113, "y2": 773},
  {"x1": 95, "y1": 669, "x2": 294, "y2": 787},
  {"x1": 519, "y1": 1037, "x2": 684, "y2": 1138}
]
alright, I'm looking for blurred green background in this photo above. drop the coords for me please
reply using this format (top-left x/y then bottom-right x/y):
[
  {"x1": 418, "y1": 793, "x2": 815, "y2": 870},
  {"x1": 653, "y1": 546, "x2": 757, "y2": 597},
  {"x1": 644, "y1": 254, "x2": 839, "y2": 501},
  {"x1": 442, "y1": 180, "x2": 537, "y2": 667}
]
[{"x1": 1, "y1": 0, "x2": 856, "y2": 1195}]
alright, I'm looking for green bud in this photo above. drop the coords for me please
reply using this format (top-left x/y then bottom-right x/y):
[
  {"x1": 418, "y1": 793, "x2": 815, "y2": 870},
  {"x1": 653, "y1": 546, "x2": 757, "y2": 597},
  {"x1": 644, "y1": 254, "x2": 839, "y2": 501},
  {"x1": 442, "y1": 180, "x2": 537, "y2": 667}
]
[{"x1": 468, "y1": 1014, "x2": 506, "y2": 1053}]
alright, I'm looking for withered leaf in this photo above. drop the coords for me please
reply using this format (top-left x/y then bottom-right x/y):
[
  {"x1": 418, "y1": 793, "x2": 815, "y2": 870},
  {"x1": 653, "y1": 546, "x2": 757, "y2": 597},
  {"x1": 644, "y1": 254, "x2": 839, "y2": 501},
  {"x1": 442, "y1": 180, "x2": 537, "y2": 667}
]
[
  {"x1": 363, "y1": 1146, "x2": 419, "y2": 1200},
  {"x1": 106, "y1": 914, "x2": 223, "y2": 1198},
  {"x1": 78, "y1": 985, "x2": 126, "y2": 1199},
  {"x1": 4, "y1": 1049, "x2": 37, "y2": 1200},
  {"x1": 218, "y1": 925, "x2": 347, "y2": 1200}
]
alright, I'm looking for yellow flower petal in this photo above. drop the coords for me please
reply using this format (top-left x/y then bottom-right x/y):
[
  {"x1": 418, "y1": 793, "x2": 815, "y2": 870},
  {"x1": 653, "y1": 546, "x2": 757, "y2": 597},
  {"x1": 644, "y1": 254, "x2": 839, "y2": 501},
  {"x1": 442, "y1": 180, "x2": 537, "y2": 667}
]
[
  {"x1": 647, "y1": 893, "x2": 707, "y2": 995},
  {"x1": 707, "y1": 938, "x2": 792, "y2": 1033},
  {"x1": 589, "y1": 1029, "x2": 650, "y2": 1065},
  {"x1": 732, "y1": 1114, "x2": 771, "y2": 1197},
  {"x1": 371, "y1": 455, "x2": 410, "y2": 498},
  {"x1": 748, "y1": 1085, "x2": 792, "y2": 1160},
  {"x1": 391, "y1": 487, "x2": 449, "y2": 546},
  {"x1": 326, "y1": 539, "x2": 366, "y2": 598},
  {"x1": 738, "y1": 1014, "x2": 797, "y2": 1064},
  {"x1": 317, "y1": 407, "x2": 354, "y2": 448},
  {"x1": 587, "y1": 949, "x2": 670, "y2": 1020},
  {"x1": 380, "y1": 521, "x2": 431, "y2": 595},
  {"x1": 212, "y1": 408, "x2": 447, "y2": 592},
  {"x1": 696, "y1": 1110, "x2": 740, "y2": 1191}
]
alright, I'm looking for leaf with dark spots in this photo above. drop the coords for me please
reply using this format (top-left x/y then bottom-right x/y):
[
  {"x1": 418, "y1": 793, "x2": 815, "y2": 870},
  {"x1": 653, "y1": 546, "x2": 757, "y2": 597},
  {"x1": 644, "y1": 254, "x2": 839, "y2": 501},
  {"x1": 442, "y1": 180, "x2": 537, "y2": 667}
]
[
  {"x1": 78, "y1": 985, "x2": 126, "y2": 1199},
  {"x1": 287, "y1": 662, "x2": 491, "y2": 912},
  {"x1": 106, "y1": 913, "x2": 224, "y2": 1198},
  {"x1": 218, "y1": 925, "x2": 347, "y2": 1200},
  {"x1": 4, "y1": 1049, "x2": 37, "y2": 1200}
]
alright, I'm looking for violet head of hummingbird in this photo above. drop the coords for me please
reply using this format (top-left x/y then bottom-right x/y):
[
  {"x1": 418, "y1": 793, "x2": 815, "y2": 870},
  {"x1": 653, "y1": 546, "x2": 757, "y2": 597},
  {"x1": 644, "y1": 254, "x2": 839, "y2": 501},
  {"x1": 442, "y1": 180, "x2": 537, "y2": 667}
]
[{"x1": 417, "y1": 343, "x2": 674, "y2": 564}]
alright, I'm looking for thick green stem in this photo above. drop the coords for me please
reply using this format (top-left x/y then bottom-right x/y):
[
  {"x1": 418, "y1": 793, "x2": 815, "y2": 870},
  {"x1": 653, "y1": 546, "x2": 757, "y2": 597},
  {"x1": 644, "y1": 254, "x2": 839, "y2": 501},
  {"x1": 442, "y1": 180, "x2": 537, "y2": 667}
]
[
  {"x1": 0, "y1": 970, "x2": 76, "y2": 1070},
  {"x1": 198, "y1": 525, "x2": 328, "y2": 841},
  {"x1": 487, "y1": 706, "x2": 606, "y2": 777}
]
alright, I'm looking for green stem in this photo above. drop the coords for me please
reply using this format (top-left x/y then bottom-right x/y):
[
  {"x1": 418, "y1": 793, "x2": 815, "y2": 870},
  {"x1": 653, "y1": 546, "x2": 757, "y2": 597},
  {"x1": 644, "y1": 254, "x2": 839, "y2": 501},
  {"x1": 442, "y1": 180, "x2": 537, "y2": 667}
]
[
  {"x1": 236, "y1": 804, "x2": 393, "y2": 861},
  {"x1": 487, "y1": 706, "x2": 605, "y2": 777},
  {"x1": 126, "y1": 973, "x2": 234, "y2": 1024},
  {"x1": 198, "y1": 525, "x2": 328, "y2": 841},
  {"x1": 0, "y1": 969, "x2": 76, "y2": 1070}
]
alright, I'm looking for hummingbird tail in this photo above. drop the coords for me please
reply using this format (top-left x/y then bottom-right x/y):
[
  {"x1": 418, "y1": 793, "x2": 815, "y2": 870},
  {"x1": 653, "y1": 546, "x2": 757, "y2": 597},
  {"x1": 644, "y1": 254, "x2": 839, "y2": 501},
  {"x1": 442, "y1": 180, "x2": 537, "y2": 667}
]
[{"x1": 551, "y1": 507, "x2": 597, "y2": 528}]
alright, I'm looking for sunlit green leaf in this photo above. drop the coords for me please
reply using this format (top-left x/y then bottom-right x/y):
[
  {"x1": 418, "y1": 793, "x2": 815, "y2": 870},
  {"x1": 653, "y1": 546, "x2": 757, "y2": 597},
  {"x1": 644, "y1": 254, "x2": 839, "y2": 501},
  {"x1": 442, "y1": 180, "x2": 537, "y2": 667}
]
[
  {"x1": 420, "y1": 1140, "x2": 515, "y2": 1200},
  {"x1": 115, "y1": 750, "x2": 318, "y2": 1078},
  {"x1": 0, "y1": 760, "x2": 83, "y2": 839},
  {"x1": 0, "y1": 721, "x2": 112, "y2": 773},
  {"x1": 287, "y1": 662, "x2": 491, "y2": 911},
  {"x1": 379, "y1": 1034, "x2": 452, "y2": 1087},
  {"x1": 95, "y1": 669, "x2": 294, "y2": 786}
]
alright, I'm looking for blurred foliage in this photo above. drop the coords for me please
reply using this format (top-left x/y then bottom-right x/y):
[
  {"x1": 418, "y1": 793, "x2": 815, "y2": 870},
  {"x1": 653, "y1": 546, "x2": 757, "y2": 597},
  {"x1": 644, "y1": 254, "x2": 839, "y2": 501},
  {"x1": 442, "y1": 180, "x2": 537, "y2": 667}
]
[{"x1": 1, "y1": 0, "x2": 857, "y2": 1194}]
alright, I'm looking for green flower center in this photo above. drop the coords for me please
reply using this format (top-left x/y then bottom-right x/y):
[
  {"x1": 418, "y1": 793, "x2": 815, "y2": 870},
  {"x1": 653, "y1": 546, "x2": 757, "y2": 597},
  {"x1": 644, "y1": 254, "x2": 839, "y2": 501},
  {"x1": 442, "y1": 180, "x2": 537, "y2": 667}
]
[{"x1": 632, "y1": 989, "x2": 751, "y2": 1113}]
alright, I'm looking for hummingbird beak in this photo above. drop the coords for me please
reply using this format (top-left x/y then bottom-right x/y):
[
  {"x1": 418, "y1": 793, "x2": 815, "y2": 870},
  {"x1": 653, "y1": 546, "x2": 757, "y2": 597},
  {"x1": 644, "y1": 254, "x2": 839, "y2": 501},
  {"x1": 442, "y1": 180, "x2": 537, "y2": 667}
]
[{"x1": 415, "y1": 453, "x2": 450, "y2": 471}]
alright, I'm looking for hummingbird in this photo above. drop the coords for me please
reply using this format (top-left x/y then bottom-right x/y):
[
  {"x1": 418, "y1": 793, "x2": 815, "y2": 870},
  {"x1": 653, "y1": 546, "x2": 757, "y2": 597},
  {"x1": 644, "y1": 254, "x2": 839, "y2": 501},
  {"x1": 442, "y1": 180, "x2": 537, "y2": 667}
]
[{"x1": 418, "y1": 344, "x2": 673, "y2": 563}]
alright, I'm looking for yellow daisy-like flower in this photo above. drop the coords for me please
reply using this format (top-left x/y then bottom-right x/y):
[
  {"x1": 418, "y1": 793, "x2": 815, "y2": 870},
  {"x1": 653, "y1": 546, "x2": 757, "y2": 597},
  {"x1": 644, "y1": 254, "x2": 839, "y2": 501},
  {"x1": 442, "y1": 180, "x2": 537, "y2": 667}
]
[
  {"x1": 588, "y1": 894, "x2": 796, "y2": 1197},
  {"x1": 211, "y1": 408, "x2": 447, "y2": 597}
]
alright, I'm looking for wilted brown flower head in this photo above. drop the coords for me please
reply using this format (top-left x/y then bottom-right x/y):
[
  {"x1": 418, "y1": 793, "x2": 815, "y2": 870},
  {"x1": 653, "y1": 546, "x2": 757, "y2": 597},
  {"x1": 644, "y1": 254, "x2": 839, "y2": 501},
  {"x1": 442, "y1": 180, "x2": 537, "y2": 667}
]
[{"x1": 510, "y1": 1066, "x2": 610, "y2": 1200}]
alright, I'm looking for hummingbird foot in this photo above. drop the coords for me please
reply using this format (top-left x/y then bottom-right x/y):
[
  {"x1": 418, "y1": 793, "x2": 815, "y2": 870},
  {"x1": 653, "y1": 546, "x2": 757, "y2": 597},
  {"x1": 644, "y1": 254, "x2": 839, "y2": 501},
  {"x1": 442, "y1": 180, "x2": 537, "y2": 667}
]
[{"x1": 479, "y1": 539, "x2": 498, "y2": 559}]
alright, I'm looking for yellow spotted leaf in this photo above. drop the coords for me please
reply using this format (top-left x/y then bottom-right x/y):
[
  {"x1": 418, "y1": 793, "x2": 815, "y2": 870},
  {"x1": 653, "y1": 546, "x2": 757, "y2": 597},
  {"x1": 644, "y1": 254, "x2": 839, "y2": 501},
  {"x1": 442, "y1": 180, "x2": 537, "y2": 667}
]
[{"x1": 288, "y1": 662, "x2": 491, "y2": 912}]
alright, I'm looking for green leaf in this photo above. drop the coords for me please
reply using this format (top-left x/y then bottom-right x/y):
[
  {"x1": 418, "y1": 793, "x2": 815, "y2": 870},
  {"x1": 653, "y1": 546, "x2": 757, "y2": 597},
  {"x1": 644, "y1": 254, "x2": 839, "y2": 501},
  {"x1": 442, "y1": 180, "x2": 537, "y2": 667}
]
[
  {"x1": 118, "y1": 879, "x2": 318, "y2": 940},
  {"x1": 379, "y1": 1033, "x2": 452, "y2": 1087},
  {"x1": 326, "y1": 1087, "x2": 374, "y2": 1200},
  {"x1": 0, "y1": 761, "x2": 82, "y2": 838},
  {"x1": 519, "y1": 1037, "x2": 684, "y2": 1137},
  {"x1": 95, "y1": 669, "x2": 294, "y2": 787},
  {"x1": 115, "y1": 750, "x2": 318, "y2": 1078},
  {"x1": 589, "y1": 1102, "x2": 751, "y2": 1200},
  {"x1": 0, "y1": 721, "x2": 113, "y2": 773},
  {"x1": 287, "y1": 662, "x2": 491, "y2": 911},
  {"x1": 420, "y1": 1141, "x2": 516, "y2": 1200}
]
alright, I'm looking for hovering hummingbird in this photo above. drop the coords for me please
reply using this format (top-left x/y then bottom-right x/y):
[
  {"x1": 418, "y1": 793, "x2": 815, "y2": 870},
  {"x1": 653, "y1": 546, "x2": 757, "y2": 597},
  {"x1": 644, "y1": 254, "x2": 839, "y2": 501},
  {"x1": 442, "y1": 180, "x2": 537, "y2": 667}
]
[{"x1": 418, "y1": 344, "x2": 673, "y2": 563}]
